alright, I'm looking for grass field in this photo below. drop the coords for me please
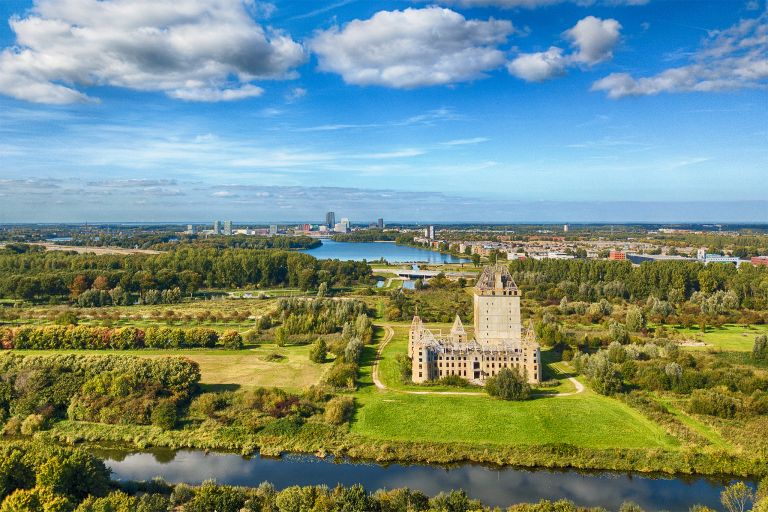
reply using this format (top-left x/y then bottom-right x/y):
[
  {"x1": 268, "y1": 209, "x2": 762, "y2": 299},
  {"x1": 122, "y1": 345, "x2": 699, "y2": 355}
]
[
  {"x1": 353, "y1": 324, "x2": 678, "y2": 450},
  {"x1": 10, "y1": 344, "x2": 329, "y2": 392},
  {"x1": 670, "y1": 324, "x2": 768, "y2": 351}
]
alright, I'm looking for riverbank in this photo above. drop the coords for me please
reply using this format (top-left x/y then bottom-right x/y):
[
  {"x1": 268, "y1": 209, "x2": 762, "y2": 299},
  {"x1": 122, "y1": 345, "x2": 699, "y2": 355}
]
[{"x1": 36, "y1": 416, "x2": 768, "y2": 479}]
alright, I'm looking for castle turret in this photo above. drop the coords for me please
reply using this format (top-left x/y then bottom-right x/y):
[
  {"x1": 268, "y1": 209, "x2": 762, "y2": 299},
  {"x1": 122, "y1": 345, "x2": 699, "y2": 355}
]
[{"x1": 450, "y1": 314, "x2": 467, "y2": 343}]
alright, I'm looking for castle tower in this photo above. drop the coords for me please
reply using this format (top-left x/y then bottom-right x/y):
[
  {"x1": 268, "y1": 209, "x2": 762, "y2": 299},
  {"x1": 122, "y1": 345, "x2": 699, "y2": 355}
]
[{"x1": 473, "y1": 265, "x2": 521, "y2": 343}]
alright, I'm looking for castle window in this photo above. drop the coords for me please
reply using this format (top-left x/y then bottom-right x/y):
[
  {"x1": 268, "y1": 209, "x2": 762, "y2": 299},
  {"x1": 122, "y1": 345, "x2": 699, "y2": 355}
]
[{"x1": 419, "y1": 372, "x2": 422, "y2": 378}]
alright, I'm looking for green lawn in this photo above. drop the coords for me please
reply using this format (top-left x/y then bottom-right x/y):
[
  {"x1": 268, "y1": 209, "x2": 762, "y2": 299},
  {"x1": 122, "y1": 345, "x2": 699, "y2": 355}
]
[
  {"x1": 355, "y1": 324, "x2": 678, "y2": 450},
  {"x1": 10, "y1": 343, "x2": 329, "y2": 392},
  {"x1": 670, "y1": 324, "x2": 768, "y2": 351},
  {"x1": 351, "y1": 391, "x2": 678, "y2": 449}
]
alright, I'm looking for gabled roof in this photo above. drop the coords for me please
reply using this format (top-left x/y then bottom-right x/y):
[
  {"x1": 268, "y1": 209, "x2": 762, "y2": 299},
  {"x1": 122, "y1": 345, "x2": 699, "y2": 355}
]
[{"x1": 475, "y1": 264, "x2": 518, "y2": 291}]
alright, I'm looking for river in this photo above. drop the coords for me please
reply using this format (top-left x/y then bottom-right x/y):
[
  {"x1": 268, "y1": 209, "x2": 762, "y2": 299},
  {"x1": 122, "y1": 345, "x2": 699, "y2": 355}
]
[
  {"x1": 100, "y1": 449, "x2": 751, "y2": 511},
  {"x1": 301, "y1": 240, "x2": 469, "y2": 264}
]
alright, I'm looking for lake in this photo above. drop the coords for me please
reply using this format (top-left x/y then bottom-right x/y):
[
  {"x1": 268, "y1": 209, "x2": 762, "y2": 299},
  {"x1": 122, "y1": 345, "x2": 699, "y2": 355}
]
[
  {"x1": 301, "y1": 240, "x2": 469, "y2": 263},
  {"x1": 101, "y1": 449, "x2": 751, "y2": 511}
]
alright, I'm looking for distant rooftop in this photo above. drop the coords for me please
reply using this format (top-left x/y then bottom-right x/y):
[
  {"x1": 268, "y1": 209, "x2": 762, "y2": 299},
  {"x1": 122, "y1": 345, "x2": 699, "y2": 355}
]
[{"x1": 475, "y1": 265, "x2": 518, "y2": 291}]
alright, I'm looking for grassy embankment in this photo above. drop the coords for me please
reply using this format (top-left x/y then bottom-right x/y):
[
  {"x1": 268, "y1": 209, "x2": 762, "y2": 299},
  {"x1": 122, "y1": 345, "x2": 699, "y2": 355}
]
[{"x1": 354, "y1": 324, "x2": 675, "y2": 450}]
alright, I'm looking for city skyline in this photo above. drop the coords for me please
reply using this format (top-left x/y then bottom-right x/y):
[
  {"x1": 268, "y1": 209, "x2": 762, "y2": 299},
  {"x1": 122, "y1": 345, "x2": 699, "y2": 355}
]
[{"x1": 0, "y1": 0, "x2": 766, "y2": 222}]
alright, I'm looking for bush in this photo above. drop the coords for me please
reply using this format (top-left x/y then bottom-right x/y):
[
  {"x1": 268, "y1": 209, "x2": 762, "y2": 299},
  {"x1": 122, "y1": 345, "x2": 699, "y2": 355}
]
[
  {"x1": 323, "y1": 363, "x2": 358, "y2": 389},
  {"x1": 151, "y1": 400, "x2": 177, "y2": 430},
  {"x1": 324, "y1": 396, "x2": 355, "y2": 425},
  {"x1": 437, "y1": 374, "x2": 471, "y2": 388},
  {"x1": 184, "y1": 481, "x2": 246, "y2": 512},
  {"x1": 486, "y1": 368, "x2": 531, "y2": 401},
  {"x1": 309, "y1": 339, "x2": 328, "y2": 363},
  {"x1": 689, "y1": 389, "x2": 740, "y2": 419},
  {"x1": 20, "y1": 414, "x2": 46, "y2": 435},
  {"x1": 219, "y1": 330, "x2": 243, "y2": 350}
]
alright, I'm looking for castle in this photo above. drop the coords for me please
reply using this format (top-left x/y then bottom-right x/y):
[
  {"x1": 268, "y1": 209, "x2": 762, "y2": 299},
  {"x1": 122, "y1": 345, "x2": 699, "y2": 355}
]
[{"x1": 408, "y1": 265, "x2": 541, "y2": 385}]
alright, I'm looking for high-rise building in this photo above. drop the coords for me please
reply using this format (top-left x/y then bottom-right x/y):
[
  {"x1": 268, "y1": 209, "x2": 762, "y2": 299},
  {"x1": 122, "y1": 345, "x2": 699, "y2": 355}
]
[
  {"x1": 341, "y1": 217, "x2": 350, "y2": 230},
  {"x1": 325, "y1": 211, "x2": 336, "y2": 228},
  {"x1": 186, "y1": 224, "x2": 196, "y2": 235},
  {"x1": 563, "y1": 224, "x2": 569, "y2": 233},
  {"x1": 426, "y1": 225, "x2": 435, "y2": 240},
  {"x1": 269, "y1": 225, "x2": 278, "y2": 236},
  {"x1": 377, "y1": 218, "x2": 384, "y2": 229},
  {"x1": 213, "y1": 220, "x2": 221, "y2": 234},
  {"x1": 223, "y1": 220, "x2": 233, "y2": 236}
]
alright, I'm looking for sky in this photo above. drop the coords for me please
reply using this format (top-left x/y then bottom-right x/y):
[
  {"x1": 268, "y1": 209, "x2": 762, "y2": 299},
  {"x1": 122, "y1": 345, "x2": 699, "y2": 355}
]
[{"x1": 0, "y1": 0, "x2": 766, "y2": 224}]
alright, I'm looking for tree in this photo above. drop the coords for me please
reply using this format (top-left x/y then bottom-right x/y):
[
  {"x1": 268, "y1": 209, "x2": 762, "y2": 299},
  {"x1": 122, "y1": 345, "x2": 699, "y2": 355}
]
[
  {"x1": 91, "y1": 276, "x2": 110, "y2": 291},
  {"x1": 753, "y1": 334, "x2": 768, "y2": 361},
  {"x1": 69, "y1": 275, "x2": 89, "y2": 299},
  {"x1": 316, "y1": 282, "x2": 328, "y2": 298},
  {"x1": 625, "y1": 306, "x2": 645, "y2": 332},
  {"x1": 471, "y1": 254, "x2": 481, "y2": 267},
  {"x1": 309, "y1": 339, "x2": 328, "y2": 363},
  {"x1": 485, "y1": 368, "x2": 530, "y2": 401},
  {"x1": 720, "y1": 482, "x2": 754, "y2": 512}
]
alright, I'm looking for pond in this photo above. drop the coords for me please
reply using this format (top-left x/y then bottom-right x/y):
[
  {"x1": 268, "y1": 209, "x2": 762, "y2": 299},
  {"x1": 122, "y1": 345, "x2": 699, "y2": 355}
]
[
  {"x1": 100, "y1": 449, "x2": 752, "y2": 511},
  {"x1": 301, "y1": 240, "x2": 469, "y2": 263}
]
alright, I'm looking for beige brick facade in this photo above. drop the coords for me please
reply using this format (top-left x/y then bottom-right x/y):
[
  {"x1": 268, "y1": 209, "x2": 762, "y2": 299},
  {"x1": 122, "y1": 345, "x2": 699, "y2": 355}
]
[{"x1": 408, "y1": 265, "x2": 541, "y2": 385}]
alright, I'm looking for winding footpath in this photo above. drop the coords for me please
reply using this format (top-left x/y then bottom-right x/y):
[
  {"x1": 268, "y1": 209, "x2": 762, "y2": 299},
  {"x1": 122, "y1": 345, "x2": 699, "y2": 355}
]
[{"x1": 371, "y1": 324, "x2": 585, "y2": 397}]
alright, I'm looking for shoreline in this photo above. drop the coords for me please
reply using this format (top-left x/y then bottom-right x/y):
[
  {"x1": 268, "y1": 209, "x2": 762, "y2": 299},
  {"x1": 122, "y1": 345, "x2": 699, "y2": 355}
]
[{"x1": 35, "y1": 420, "x2": 768, "y2": 480}]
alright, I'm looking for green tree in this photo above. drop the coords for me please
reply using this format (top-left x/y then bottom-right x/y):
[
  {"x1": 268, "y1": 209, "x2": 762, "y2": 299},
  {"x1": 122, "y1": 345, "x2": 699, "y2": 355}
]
[
  {"x1": 753, "y1": 334, "x2": 768, "y2": 361},
  {"x1": 150, "y1": 400, "x2": 177, "y2": 431},
  {"x1": 720, "y1": 482, "x2": 754, "y2": 512},
  {"x1": 184, "y1": 481, "x2": 245, "y2": 512},
  {"x1": 309, "y1": 339, "x2": 328, "y2": 363},
  {"x1": 485, "y1": 368, "x2": 530, "y2": 401},
  {"x1": 625, "y1": 306, "x2": 645, "y2": 332}
]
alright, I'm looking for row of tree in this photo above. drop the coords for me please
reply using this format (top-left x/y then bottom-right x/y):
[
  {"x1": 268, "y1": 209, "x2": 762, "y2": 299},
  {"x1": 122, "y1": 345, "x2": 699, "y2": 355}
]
[
  {"x1": 1, "y1": 325, "x2": 244, "y2": 350},
  {"x1": 509, "y1": 259, "x2": 768, "y2": 309},
  {"x1": 0, "y1": 247, "x2": 372, "y2": 301}
]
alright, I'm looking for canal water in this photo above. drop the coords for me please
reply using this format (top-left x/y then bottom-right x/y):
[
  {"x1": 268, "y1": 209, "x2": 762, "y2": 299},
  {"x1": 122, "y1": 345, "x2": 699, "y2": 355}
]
[
  {"x1": 100, "y1": 449, "x2": 750, "y2": 511},
  {"x1": 301, "y1": 240, "x2": 469, "y2": 264}
]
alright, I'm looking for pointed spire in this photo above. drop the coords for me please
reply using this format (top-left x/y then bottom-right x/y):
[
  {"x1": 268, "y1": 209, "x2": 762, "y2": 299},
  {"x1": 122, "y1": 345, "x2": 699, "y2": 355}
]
[{"x1": 450, "y1": 314, "x2": 465, "y2": 334}]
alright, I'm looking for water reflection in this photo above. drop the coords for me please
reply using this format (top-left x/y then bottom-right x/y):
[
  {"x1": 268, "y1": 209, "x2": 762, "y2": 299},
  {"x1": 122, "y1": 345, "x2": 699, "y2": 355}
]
[{"x1": 101, "y1": 450, "x2": 751, "y2": 511}]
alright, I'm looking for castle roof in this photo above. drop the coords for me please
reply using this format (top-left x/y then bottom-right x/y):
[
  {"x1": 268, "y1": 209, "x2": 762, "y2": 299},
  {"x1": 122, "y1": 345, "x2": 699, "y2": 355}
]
[{"x1": 475, "y1": 265, "x2": 518, "y2": 292}]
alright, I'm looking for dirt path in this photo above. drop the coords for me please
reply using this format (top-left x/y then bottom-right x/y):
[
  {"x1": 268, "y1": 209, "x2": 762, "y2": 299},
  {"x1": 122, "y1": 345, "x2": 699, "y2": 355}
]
[{"x1": 372, "y1": 324, "x2": 585, "y2": 397}]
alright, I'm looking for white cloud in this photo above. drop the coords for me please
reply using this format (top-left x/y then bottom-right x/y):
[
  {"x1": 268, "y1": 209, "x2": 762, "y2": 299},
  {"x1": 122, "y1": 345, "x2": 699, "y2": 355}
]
[
  {"x1": 286, "y1": 87, "x2": 307, "y2": 101},
  {"x1": 0, "y1": 0, "x2": 306, "y2": 104},
  {"x1": 432, "y1": 0, "x2": 647, "y2": 8},
  {"x1": 592, "y1": 13, "x2": 768, "y2": 98},
  {"x1": 565, "y1": 16, "x2": 622, "y2": 65},
  {"x1": 508, "y1": 16, "x2": 620, "y2": 81},
  {"x1": 507, "y1": 47, "x2": 567, "y2": 81},
  {"x1": 309, "y1": 7, "x2": 513, "y2": 88},
  {"x1": 440, "y1": 137, "x2": 490, "y2": 145},
  {"x1": 169, "y1": 85, "x2": 265, "y2": 102}
]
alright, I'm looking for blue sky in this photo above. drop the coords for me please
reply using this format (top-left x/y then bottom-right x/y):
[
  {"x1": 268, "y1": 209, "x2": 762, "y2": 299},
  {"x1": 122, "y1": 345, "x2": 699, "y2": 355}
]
[{"x1": 0, "y1": 0, "x2": 766, "y2": 223}]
